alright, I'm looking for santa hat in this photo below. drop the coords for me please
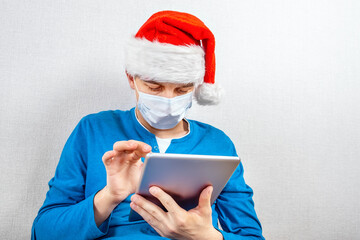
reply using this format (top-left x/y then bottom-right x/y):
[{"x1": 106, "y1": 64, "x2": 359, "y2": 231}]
[{"x1": 124, "y1": 10, "x2": 223, "y2": 105}]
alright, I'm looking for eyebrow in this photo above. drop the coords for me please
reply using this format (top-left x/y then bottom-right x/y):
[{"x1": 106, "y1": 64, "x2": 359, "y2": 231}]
[
  {"x1": 145, "y1": 81, "x2": 194, "y2": 88},
  {"x1": 179, "y1": 83, "x2": 195, "y2": 88}
]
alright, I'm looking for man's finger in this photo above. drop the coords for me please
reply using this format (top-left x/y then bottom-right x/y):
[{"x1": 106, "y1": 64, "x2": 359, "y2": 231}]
[
  {"x1": 113, "y1": 140, "x2": 137, "y2": 152},
  {"x1": 130, "y1": 201, "x2": 163, "y2": 231},
  {"x1": 197, "y1": 185, "x2": 213, "y2": 213},
  {"x1": 130, "y1": 194, "x2": 166, "y2": 222},
  {"x1": 149, "y1": 186, "x2": 184, "y2": 214},
  {"x1": 102, "y1": 150, "x2": 115, "y2": 166},
  {"x1": 129, "y1": 141, "x2": 152, "y2": 160},
  {"x1": 113, "y1": 140, "x2": 151, "y2": 158}
]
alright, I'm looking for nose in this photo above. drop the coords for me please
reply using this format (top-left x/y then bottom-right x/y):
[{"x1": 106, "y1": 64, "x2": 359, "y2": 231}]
[{"x1": 162, "y1": 90, "x2": 177, "y2": 99}]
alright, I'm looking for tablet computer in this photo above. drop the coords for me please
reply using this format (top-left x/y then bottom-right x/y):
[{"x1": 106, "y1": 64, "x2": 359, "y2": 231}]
[{"x1": 129, "y1": 153, "x2": 240, "y2": 222}]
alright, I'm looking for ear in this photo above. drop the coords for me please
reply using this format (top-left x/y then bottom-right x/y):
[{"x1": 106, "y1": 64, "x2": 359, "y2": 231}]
[{"x1": 125, "y1": 71, "x2": 135, "y2": 90}]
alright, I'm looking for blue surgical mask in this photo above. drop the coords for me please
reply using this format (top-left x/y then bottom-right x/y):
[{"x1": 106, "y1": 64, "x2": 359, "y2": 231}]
[{"x1": 134, "y1": 79, "x2": 193, "y2": 130}]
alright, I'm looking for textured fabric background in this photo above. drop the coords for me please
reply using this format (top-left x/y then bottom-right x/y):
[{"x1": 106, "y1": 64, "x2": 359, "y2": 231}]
[{"x1": 1, "y1": 1, "x2": 359, "y2": 239}]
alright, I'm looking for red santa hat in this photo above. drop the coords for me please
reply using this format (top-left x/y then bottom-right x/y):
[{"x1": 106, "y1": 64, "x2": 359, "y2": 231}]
[{"x1": 125, "y1": 10, "x2": 223, "y2": 105}]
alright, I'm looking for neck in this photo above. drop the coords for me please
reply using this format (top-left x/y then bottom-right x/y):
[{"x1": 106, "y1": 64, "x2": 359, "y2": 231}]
[{"x1": 135, "y1": 107, "x2": 189, "y2": 139}]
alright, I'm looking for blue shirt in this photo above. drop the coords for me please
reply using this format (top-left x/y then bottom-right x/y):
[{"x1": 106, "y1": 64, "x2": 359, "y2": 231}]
[{"x1": 31, "y1": 108, "x2": 264, "y2": 239}]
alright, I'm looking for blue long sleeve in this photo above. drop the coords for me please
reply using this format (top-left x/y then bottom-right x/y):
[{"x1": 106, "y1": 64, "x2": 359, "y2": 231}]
[
  {"x1": 215, "y1": 162, "x2": 264, "y2": 240},
  {"x1": 210, "y1": 141, "x2": 264, "y2": 240},
  {"x1": 31, "y1": 119, "x2": 111, "y2": 239}
]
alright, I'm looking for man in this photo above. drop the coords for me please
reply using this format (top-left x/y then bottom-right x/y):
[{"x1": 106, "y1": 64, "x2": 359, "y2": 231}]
[{"x1": 32, "y1": 10, "x2": 264, "y2": 239}]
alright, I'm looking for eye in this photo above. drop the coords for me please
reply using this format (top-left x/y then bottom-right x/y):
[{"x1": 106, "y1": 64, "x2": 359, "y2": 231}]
[
  {"x1": 177, "y1": 89, "x2": 187, "y2": 94},
  {"x1": 149, "y1": 87, "x2": 162, "y2": 92},
  {"x1": 176, "y1": 87, "x2": 192, "y2": 94},
  {"x1": 143, "y1": 82, "x2": 162, "y2": 91},
  {"x1": 148, "y1": 85, "x2": 163, "y2": 92}
]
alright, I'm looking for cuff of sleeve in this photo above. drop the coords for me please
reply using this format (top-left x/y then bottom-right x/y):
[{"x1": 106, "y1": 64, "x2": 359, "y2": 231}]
[
  {"x1": 217, "y1": 228, "x2": 229, "y2": 240},
  {"x1": 86, "y1": 190, "x2": 113, "y2": 239},
  {"x1": 216, "y1": 228, "x2": 238, "y2": 240}
]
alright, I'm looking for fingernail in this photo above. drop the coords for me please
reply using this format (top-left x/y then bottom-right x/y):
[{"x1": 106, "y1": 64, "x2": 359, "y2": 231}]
[
  {"x1": 149, "y1": 186, "x2": 157, "y2": 194},
  {"x1": 208, "y1": 186, "x2": 213, "y2": 196},
  {"x1": 144, "y1": 145, "x2": 151, "y2": 151}
]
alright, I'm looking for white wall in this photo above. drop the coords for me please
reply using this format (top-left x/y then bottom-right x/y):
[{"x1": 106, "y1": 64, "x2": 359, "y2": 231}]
[{"x1": 1, "y1": 1, "x2": 359, "y2": 239}]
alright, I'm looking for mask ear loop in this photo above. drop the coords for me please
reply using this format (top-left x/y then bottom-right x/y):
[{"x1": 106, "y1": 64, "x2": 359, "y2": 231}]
[
  {"x1": 133, "y1": 75, "x2": 139, "y2": 92},
  {"x1": 133, "y1": 75, "x2": 144, "y2": 102},
  {"x1": 133, "y1": 76, "x2": 142, "y2": 120}
]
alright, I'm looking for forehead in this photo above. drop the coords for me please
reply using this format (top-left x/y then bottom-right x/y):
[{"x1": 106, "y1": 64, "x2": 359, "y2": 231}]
[{"x1": 144, "y1": 80, "x2": 194, "y2": 88}]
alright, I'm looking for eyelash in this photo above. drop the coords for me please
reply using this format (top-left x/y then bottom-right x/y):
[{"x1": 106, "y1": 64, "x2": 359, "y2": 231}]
[
  {"x1": 147, "y1": 86, "x2": 191, "y2": 93},
  {"x1": 149, "y1": 87, "x2": 162, "y2": 92},
  {"x1": 177, "y1": 89, "x2": 188, "y2": 93}
]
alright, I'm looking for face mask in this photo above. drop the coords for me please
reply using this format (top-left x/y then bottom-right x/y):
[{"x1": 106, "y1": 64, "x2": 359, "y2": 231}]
[{"x1": 134, "y1": 79, "x2": 193, "y2": 130}]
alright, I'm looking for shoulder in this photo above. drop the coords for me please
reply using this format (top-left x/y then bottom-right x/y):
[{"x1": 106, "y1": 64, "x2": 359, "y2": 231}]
[
  {"x1": 190, "y1": 119, "x2": 231, "y2": 139},
  {"x1": 72, "y1": 109, "x2": 133, "y2": 135},
  {"x1": 188, "y1": 119, "x2": 236, "y2": 152},
  {"x1": 79, "y1": 109, "x2": 131, "y2": 125}
]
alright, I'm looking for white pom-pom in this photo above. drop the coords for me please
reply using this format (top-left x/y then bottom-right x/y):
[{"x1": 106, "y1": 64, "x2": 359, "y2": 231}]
[{"x1": 195, "y1": 82, "x2": 224, "y2": 105}]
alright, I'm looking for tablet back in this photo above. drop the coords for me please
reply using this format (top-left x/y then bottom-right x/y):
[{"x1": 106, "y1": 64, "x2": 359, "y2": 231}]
[{"x1": 129, "y1": 153, "x2": 240, "y2": 222}]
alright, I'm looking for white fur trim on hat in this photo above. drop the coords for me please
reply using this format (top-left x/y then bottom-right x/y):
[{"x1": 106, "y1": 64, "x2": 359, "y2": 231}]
[
  {"x1": 195, "y1": 82, "x2": 224, "y2": 105},
  {"x1": 125, "y1": 37, "x2": 205, "y2": 85}
]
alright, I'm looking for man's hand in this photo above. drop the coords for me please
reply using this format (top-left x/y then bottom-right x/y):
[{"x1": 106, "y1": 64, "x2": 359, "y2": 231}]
[
  {"x1": 130, "y1": 185, "x2": 223, "y2": 240},
  {"x1": 94, "y1": 140, "x2": 151, "y2": 227},
  {"x1": 102, "y1": 140, "x2": 152, "y2": 204}
]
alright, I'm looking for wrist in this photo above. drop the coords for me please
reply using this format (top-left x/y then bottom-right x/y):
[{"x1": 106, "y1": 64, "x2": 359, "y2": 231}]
[
  {"x1": 204, "y1": 227, "x2": 223, "y2": 240},
  {"x1": 103, "y1": 186, "x2": 126, "y2": 206},
  {"x1": 192, "y1": 226, "x2": 223, "y2": 240},
  {"x1": 93, "y1": 187, "x2": 120, "y2": 227}
]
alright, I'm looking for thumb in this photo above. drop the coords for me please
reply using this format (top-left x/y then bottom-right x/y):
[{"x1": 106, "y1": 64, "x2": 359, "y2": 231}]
[{"x1": 198, "y1": 185, "x2": 213, "y2": 211}]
